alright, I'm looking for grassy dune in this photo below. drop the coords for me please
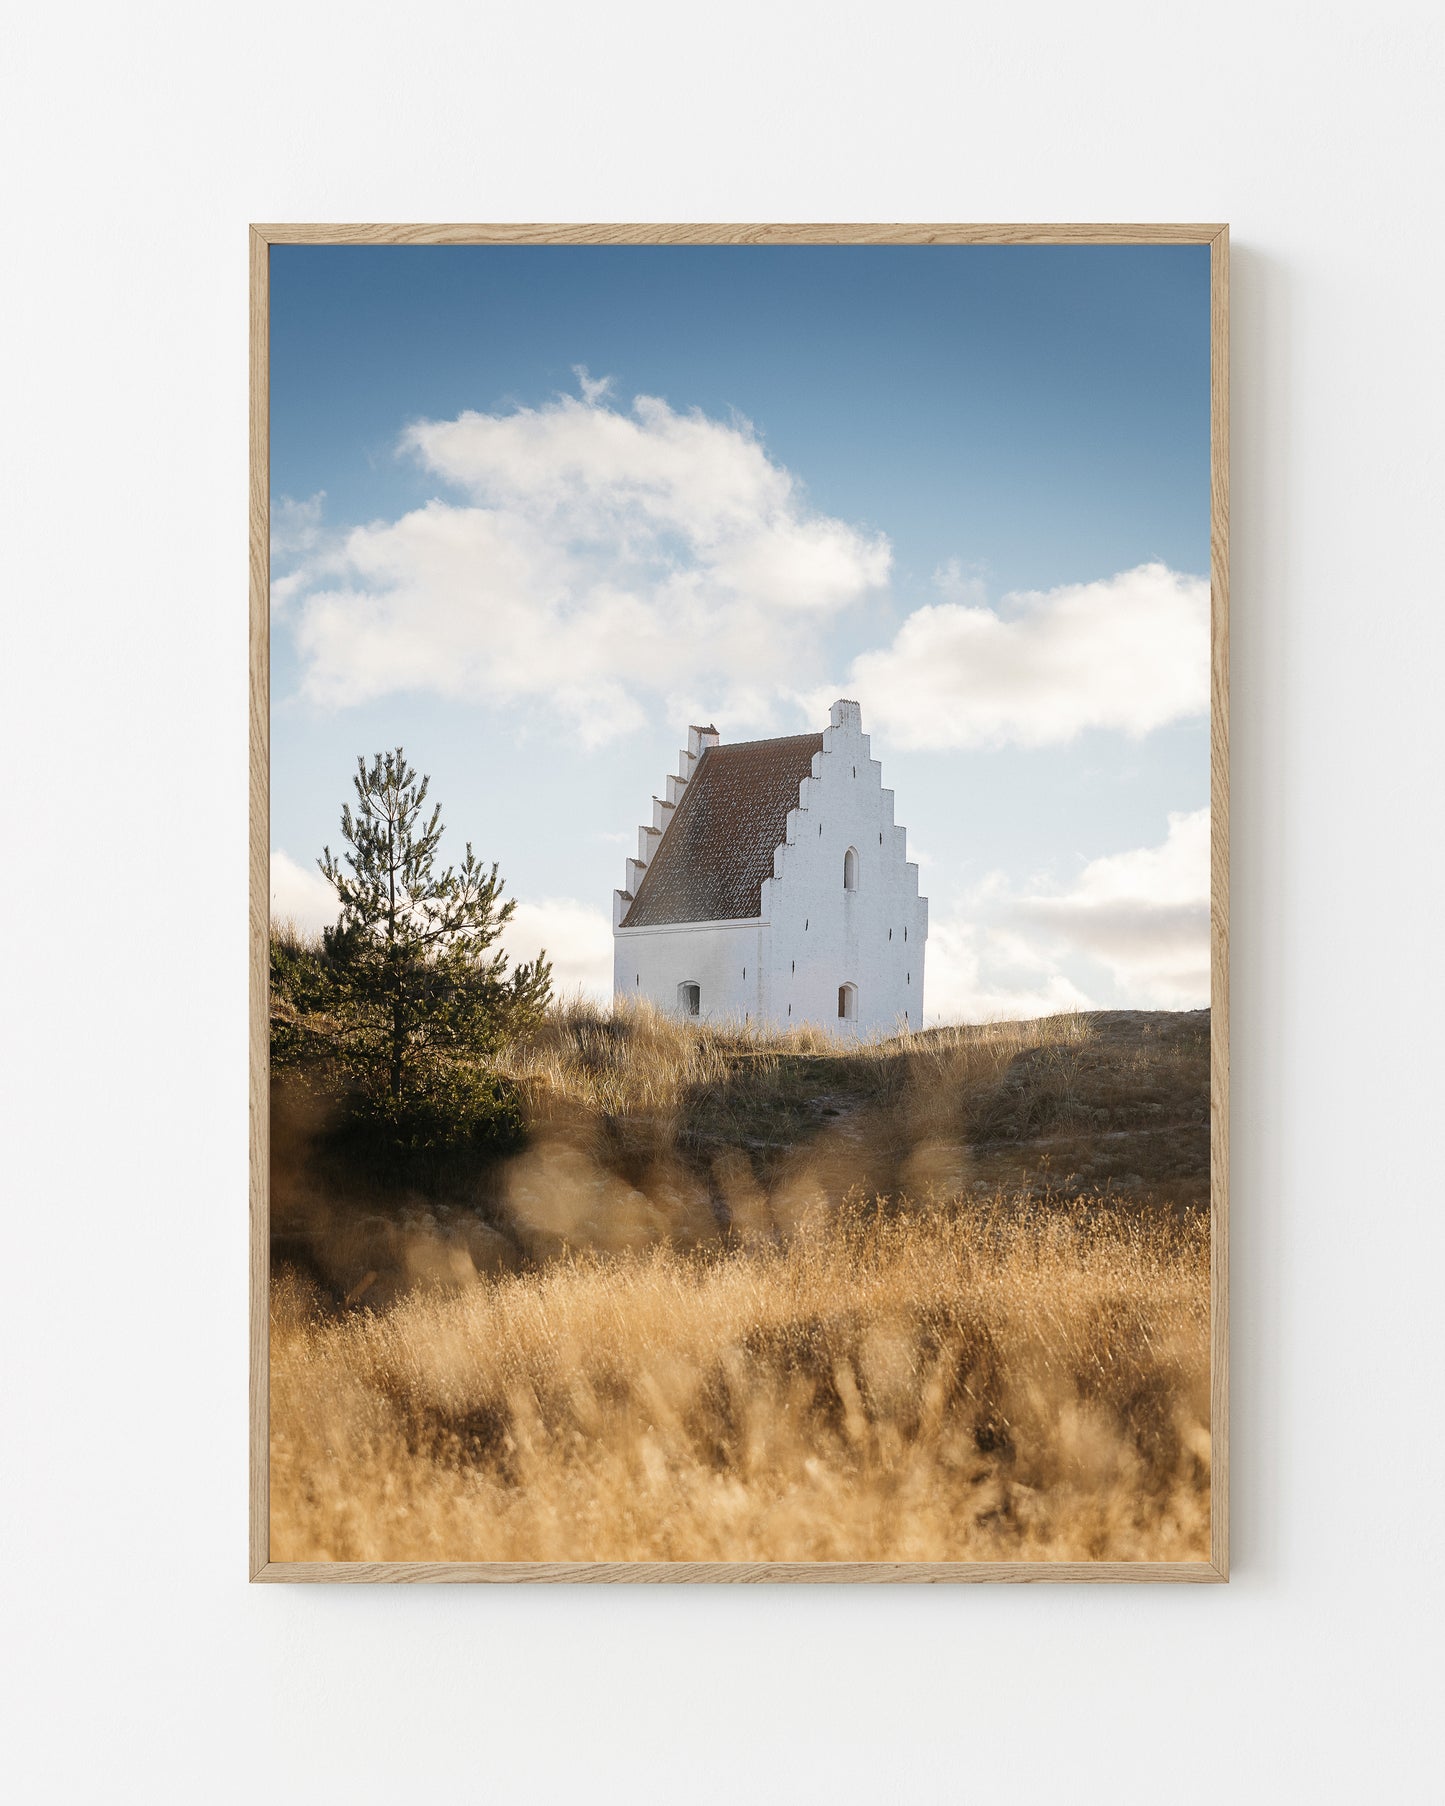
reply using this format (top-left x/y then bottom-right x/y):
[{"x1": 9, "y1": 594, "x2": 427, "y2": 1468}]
[{"x1": 271, "y1": 1003, "x2": 1211, "y2": 1564}]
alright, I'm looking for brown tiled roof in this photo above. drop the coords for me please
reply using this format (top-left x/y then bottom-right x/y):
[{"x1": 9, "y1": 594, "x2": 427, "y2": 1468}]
[{"x1": 621, "y1": 732, "x2": 823, "y2": 927}]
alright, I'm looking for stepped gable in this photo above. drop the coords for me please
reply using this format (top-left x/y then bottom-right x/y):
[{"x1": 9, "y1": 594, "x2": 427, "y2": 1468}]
[{"x1": 621, "y1": 731, "x2": 824, "y2": 927}]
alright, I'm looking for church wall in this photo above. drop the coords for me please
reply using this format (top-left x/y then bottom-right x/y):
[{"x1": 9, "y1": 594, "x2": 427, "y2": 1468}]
[
  {"x1": 759, "y1": 700, "x2": 927, "y2": 1037},
  {"x1": 612, "y1": 915, "x2": 766, "y2": 1026}
]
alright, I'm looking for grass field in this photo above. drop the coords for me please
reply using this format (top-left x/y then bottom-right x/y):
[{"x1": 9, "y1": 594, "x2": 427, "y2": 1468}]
[{"x1": 270, "y1": 1003, "x2": 1212, "y2": 1564}]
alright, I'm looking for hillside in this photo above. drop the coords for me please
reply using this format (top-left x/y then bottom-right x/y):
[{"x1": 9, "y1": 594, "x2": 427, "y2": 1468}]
[
  {"x1": 271, "y1": 1003, "x2": 1213, "y2": 1563},
  {"x1": 272, "y1": 1005, "x2": 1211, "y2": 1307}
]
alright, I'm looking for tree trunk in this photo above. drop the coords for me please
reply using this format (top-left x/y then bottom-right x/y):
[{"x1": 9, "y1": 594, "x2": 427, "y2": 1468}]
[{"x1": 387, "y1": 812, "x2": 402, "y2": 1101}]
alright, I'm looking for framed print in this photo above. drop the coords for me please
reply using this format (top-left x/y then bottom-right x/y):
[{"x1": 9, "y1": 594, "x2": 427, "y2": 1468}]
[{"x1": 251, "y1": 223, "x2": 1228, "y2": 1582}]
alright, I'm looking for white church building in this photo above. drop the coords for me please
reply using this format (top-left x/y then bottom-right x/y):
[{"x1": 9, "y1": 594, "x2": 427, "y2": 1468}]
[{"x1": 613, "y1": 699, "x2": 927, "y2": 1037}]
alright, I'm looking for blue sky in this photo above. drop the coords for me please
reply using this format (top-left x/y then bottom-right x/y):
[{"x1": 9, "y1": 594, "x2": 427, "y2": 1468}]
[{"x1": 269, "y1": 244, "x2": 1212, "y2": 1018}]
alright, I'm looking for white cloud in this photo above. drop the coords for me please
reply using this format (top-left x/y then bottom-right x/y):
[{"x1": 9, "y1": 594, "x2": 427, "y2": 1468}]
[
  {"x1": 270, "y1": 493, "x2": 331, "y2": 615},
  {"x1": 276, "y1": 384, "x2": 1205, "y2": 762},
  {"x1": 836, "y1": 562, "x2": 1208, "y2": 750},
  {"x1": 925, "y1": 912, "x2": 1097, "y2": 1023},
  {"x1": 924, "y1": 809, "x2": 1211, "y2": 1021},
  {"x1": 501, "y1": 898, "x2": 613, "y2": 1003},
  {"x1": 932, "y1": 557, "x2": 990, "y2": 606},
  {"x1": 269, "y1": 849, "x2": 337, "y2": 935},
  {"x1": 1016, "y1": 808, "x2": 1211, "y2": 1006},
  {"x1": 281, "y1": 389, "x2": 891, "y2": 741},
  {"x1": 271, "y1": 491, "x2": 326, "y2": 560},
  {"x1": 571, "y1": 364, "x2": 613, "y2": 405}
]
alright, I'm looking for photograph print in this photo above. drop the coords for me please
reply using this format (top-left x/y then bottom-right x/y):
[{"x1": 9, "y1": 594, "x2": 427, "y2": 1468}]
[{"x1": 256, "y1": 227, "x2": 1226, "y2": 1577}]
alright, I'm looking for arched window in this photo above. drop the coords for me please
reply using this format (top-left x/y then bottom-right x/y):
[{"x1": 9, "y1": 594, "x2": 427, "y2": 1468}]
[
  {"x1": 677, "y1": 981, "x2": 700, "y2": 1017},
  {"x1": 838, "y1": 983, "x2": 857, "y2": 1021},
  {"x1": 843, "y1": 846, "x2": 859, "y2": 891}
]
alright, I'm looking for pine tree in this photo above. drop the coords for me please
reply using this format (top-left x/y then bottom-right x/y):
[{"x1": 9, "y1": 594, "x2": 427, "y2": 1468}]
[{"x1": 316, "y1": 749, "x2": 551, "y2": 1114}]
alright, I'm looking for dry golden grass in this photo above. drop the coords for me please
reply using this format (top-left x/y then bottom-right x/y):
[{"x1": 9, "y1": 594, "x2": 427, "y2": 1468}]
[
  {"x1": 498, "y1": 993, "x2": 1095, "y2": 1128},
  {"x1": 271, "y1": 1193, "x2": 1209, "y2": 1564},
  {"x1": 271, "y1": 1000, "x2": 1211, "y2": 1564}
]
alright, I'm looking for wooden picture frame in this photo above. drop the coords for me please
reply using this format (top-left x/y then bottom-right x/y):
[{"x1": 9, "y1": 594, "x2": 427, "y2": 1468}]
[{"x1": 250, "y1": 222, "x2": 1229, "y2": 1583}]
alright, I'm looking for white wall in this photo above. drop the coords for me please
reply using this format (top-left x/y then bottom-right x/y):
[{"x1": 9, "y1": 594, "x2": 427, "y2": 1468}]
[
  {"x1": 614, "y1": 914, "x2": 766, "y2": 1023},
  {"x1": 763, "y1": 700, "x2": 928, "y2": 1034},
  {"x1": 4, "y1": 3, "x2": 1442, "y2": 1803}
]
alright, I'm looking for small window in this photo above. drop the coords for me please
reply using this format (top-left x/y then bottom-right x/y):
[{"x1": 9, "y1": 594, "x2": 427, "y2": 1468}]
[
  {"x1": 888, "y1": 928, "x2": 892, "y2": 941},
  {"x1": 879, "y1": 832, "x2": 883, "y2": 845},
  {"x1": 843, "y1": 847, "x2": 859, "y2": 891},
  {"x1": 678, "y1": 981, "x2": 700, "y2": 1017},
  {"x1": 904, "y1": 926, "x2": 908, "y2": 942},
  {"x1": 818, "y1": 822, "x2": 823, "y2": 836},
  {"x1": 852, "y1": 765, "x2": 857, "y2": 778},
  {"x1": 742, "y1": 966, "x2": 747, "y2": 980},
  {"x1": 838, "y1": 983, "x2": 857, "y2": 1021}
]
